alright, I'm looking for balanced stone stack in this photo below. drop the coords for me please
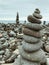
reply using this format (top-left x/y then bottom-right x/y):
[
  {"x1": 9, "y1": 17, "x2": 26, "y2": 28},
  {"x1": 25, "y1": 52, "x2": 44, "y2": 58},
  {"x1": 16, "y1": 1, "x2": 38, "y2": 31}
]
[{"x1": 15, "y1": 8, "x2": 46, "y2": 65}]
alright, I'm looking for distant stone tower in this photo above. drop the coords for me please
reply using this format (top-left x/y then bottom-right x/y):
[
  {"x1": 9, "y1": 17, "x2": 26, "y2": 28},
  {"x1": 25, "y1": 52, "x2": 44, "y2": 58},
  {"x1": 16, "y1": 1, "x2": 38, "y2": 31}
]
[{"x1": 16, "y1": 12, "x2": 19, "y2": 25}]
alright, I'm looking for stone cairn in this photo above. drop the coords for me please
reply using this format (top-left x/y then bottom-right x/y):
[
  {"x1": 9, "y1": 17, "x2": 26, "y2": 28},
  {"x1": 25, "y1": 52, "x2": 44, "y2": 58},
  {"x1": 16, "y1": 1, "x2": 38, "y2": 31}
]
[{"x1": 14, "y1": 8, "x2": 46, "y2": 65}]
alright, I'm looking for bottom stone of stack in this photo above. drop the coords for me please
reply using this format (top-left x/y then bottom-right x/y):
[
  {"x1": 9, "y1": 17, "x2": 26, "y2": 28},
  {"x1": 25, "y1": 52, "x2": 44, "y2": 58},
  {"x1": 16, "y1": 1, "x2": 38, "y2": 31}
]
[
  {"x1": 19, "y1": 46, "x2": 46, "y2": 63},
  {"x1": 13, "y1": 56, "x2": 40, "y2": 65},
  {"x1": 20, "y1": 57, "x2": 40, "y2": 65}
]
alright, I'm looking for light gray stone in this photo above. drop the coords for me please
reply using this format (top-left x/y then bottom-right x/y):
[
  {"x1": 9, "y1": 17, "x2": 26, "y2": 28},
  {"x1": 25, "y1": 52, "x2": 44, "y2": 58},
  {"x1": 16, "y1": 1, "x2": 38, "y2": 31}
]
[
  {"x1": 23, "y1": 35, "x2": 40, "y2": 43},
  {"x1": 24, "y1": 23, "x2": 43, "y2": 31},
  {"x1": 27, "y1": 15, "x2": 41, "y2": 24},
  {"x1": 0, "y1": 50, "x2": 5, "y2": 55},
  {"x1": 22, "y1": 41, "x2": 43, "y2": 52},
  {"x1": 4, "y1": 49, "x2": 12, "y2": 60},
  {"x1": 33, "y1": 13, "x2": 42, "y2": 19}
]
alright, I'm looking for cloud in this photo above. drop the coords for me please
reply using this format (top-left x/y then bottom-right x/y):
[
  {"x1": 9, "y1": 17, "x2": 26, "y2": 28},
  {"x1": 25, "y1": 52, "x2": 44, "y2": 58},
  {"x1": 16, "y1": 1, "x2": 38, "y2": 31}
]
[{"x1": 0, "y1": 0, "x2": 49, "y2": 23}]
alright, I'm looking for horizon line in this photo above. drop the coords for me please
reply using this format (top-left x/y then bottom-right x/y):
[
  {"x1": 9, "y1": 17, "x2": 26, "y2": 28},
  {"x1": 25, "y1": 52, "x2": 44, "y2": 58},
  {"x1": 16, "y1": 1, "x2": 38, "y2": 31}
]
[{"x1": 0, "y1": 17, "x2": 27, "y2": 21}]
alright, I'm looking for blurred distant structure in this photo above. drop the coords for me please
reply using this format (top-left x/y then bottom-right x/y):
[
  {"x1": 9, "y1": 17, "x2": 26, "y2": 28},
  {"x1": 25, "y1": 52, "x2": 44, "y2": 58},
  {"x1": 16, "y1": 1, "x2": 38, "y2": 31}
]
[
  {"x1": 16, "y1": 12, "x2": 19, "y2": 26},
  {"x1": 43, "y1": 21, "x2": 46, "y2": 25}
]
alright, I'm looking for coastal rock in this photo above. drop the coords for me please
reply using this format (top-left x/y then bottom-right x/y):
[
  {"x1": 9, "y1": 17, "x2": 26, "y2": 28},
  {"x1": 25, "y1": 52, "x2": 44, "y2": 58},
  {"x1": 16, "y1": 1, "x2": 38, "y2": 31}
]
[
  {"x1": 4, "y1": 49, "x2": 12, "y2": 60},
  {"x1": 23, "y1": 35, "x2": 40, "y2": 43},
  {"x1": 27, "y1": 15, "x2": 41, "y2": 24},
  {"x1": 23, "y1": 28, "x2": 41, "y2": 38},
  {"x1": 0, "y1": 33, "x2": 3, "y2": 38},
  {"x1": 24, "y1": 23, "x2": 42, "y2": 31},
  {"x1": 33, "y1": 13, "x2": 42, "y2": 19},
  {"x1": 19, "y1": 46, "x2": 46, "y2": 62},
  {"x1": 0, "y1": 38, "x2": 6, "y2": 43},
  {"x1": 22, "y1": 41, "x2": 43, "y2": 52},
  {"x1": 34, "y1": 8, "x2": 40, "y2": 14},
  {"x1": 5, "y1": 53, "x2": 17, "y2": 63},
  {"x1": 8, "y1": 30, "x2": 16, "y2": 37},
  {"x1": 45, "y1": 44, "x2": 49, "y2": 52}
]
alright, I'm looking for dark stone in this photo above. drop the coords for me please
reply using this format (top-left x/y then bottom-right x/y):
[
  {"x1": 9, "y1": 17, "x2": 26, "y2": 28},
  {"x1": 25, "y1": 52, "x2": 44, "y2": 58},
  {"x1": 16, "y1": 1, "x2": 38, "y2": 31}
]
[
  {"x1": 34, "y1": 8, "x2": 40, "y2": 14},
  {"x1": 23, "y1": 28, "x2": 41, "y2": 38},
  {"x1": 27, "y1": 15, "x2": 41, "y2": 24}
]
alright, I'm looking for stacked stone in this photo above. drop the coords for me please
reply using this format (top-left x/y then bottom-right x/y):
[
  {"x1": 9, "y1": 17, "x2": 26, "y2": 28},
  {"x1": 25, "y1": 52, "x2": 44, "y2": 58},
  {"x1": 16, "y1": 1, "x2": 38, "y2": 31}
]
[{"x1": 18, "y1": 8, "x2": 46, "y2": 65}]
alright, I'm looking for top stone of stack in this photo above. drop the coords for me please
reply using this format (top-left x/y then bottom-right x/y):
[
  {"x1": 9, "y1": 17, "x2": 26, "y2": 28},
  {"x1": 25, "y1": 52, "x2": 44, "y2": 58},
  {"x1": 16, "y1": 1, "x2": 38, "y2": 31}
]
[{"x1": 27, "y1": 8, "x2": 42, "y2": 24}]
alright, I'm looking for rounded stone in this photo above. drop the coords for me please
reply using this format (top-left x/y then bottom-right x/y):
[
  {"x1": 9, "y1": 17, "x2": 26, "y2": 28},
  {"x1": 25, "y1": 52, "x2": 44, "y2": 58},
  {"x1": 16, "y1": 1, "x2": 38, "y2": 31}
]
[
  {"x1": 0, "y1": 50, "x2": 5, "y2": 55},
  {"x1": 33, "y1": 13, "x2": 42, "y2": 19},
  {"x1": 22, "y1": 41, "x2": 43, "y2": 52},
  {"x1": 20, "y1": 57, "x2": 40, "y2": 65},
  {"x1": 45, "y1": 45, "x2": 49, "y2": 52},
  {"x1": 0, "y1": 38, "x2": 6, "y2": 43},
  {"x1": 24, "y1": 23, "x2": 43, "y2": 31},
  {"x1": 27, "y1": 15, "x2": 41, "y2": 24},
  {"x1": 23, "y1": 35, "x2": 40, "y2": 43},
  {"x1": 34, "y1": 8, "x2": 40, "y2": 14},
  {"x1": 4, "y1": 49, "x2": 12, "y2": 60},
  {"x1": 23, "y1": 28, "x2": 41, "y2": 38},
  {"x1": 19, "y1": 46, "x2": 46, "y2": 62}
]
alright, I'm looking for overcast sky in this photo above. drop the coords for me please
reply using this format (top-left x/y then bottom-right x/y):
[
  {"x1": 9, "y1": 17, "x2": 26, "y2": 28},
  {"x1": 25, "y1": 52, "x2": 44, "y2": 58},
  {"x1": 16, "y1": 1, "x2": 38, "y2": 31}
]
[{"x1": 0, "y1": 0, "x2": 49, "y2": 22}]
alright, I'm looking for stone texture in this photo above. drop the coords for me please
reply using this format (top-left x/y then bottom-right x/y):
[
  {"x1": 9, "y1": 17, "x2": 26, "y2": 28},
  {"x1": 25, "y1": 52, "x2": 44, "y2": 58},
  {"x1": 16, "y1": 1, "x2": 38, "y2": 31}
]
[
  {"x1": 0, "y1": 50, "x2": 5, "y2": 55},
  {"x1": 23, "y1": 35, "x2": 40, "y2": 43},
  {"x1": 23, "y1": 28, "x2": 41, "y2": 38},
  {"x1": 34, "y1": 8, "x2": 40, "y2": 14},
  {"x1": 24, "y1": 23, "x2": 42, "y2": 31},
  {"x1": 0, "y1": 33, "x2": 3, "y2": 38},
  {"x1": 20, "y1": 57, "x2": 40, "y2": 65},
  {"x1": 45, "y1": 45, "x2": 49, "y2": 52},
  {"x1": 27, "y1": 15, "x2": 41, "y2": 24},
  {"x1": 22, "y1": 41, "x2": 43, "y2": 52},
  {"x1": 19, "y1": 46, "x2": 46, "y2": 62},
  {"x1": 13, "y1": 8, "x2": 46, "y2": 65},
  {"x1": 33, "y1": 13, "x2": 42, "y2": 19}
]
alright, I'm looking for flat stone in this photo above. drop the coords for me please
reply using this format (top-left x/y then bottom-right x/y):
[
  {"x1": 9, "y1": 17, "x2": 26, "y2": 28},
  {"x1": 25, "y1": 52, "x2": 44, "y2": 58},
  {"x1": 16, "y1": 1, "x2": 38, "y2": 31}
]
[
  {"x1": 0, "y1": 33, "x2": 3, "y2": 38},
  {"x1": 34, "y1": 8, "x2": 40, "y2": 14},
  {"x1": 27, "y1": 15, "x2": 41, "y2": 24},
  {"x1": 20, "y1": 57, "x2": 40, "y2": 65},
  {"x1": 45, "y1": 45, "x2": 49, "y2": 52},
  {"x1": 24, "y1": 23, "x2": 43, "y2": 31},
  {"x1": 23, "y1": 35, "x2": 40, "y2": 43},
  {"x1": 23, "y1": 28, "x2": 41, "y2": 38},
  {"x1": 22, "y1": 41, "x2": 43, "y2": 52},
  {"x1": 19, "y1": 46, "x2": 46, "y2": 62},
  {"x1": 8, "y1": 30, "x2": 16, "y2": 37},
  {"x1": 33, "y1": 13, "x2": 42, "y2": 19}
]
